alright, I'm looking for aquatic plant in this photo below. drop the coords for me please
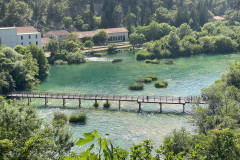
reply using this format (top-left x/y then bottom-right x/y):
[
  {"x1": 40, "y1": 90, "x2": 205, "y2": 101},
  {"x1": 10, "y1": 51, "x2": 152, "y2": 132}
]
[
  {"x1": 129, "y1": 83, "x2": 144, "y2": 90},
  {"x1": 69, "y1": 113, "x2": 87, "y2": 124},
  {"x1": 155, "y1": 81, "x2": 168, "y2": 88}
]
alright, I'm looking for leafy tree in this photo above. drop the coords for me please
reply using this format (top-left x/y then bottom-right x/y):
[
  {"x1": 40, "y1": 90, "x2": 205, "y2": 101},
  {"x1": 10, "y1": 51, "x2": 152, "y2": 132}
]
[
  {"x1": 74, "y1": 15, "x2": 84, "y2": 31},
  {"x1": 64, "y1": 41, "x2": 79, "y2": 52},
  {"x1": 168, "y1": 31, "x2": 180, "y2": 55},
  {"x1": 27, "y1": 45, "x2": 49, "y2": 79},
  {"x1": 66, "y1": 33, "x2": 80, "y2": 43},
  {"x1": 63, "y1": 17, "x2": 73, "y2": 29},
  {"x1": 83, "y1": 40, "x2": 94, "y2": 48},
  {"x1": 176, "y1": 23, "x2": 193, "y2": 39},
  {"x1": 129, "y1": 33, "x2": 146, "y2": 50},
  {"x1": 93, "y1": 29, "x2": 109, "y2": 44},
  {"x1": 3, "y1": 0, "x2": 30, "y2": 26},
  {"x1": 101, "y1": 0, "x2": 116, "y2": 28},
  {"x1": 46, "y1": 39, "x2": 59, "y2": 55},
  {"x1": 0, "y1": 98, "x2": 73, "y2": 159},
  {"x1": 66, "y1": 51, "x2": 85, "y2": 64}
]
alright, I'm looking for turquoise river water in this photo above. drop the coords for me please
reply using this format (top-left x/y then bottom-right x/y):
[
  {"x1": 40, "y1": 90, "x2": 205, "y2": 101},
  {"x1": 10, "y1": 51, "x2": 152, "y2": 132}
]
[{"x1": 32, "y1": 52, "x2": 240, "y2": 151}]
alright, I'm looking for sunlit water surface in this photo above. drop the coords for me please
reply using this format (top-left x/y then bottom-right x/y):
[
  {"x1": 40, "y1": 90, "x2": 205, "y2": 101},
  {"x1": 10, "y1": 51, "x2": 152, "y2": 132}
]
[{"x1": 31, "y1": 52, "x2": 240, "y2": 151}]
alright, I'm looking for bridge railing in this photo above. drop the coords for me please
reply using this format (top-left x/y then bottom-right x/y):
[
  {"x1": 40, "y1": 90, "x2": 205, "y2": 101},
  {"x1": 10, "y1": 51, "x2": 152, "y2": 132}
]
[{"x1": 7, "y1": 92, "x2": 204, "y2": 103}]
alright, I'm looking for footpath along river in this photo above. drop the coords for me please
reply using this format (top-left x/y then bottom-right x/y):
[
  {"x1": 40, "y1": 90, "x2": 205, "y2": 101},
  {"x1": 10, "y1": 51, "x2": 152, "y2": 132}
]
[{"x1": 32, "y1": 52, "x2": 240, "y2": 150}]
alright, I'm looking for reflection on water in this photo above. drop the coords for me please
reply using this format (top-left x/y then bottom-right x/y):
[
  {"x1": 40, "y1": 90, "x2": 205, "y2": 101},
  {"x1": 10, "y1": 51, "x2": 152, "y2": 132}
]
[{"x1": 33, "y1": 52, "x2": 240, "y2": 150}]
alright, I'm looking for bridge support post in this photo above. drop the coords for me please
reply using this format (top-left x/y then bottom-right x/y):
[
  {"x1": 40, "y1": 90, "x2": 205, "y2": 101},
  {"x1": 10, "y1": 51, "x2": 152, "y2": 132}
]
[
  {"x1": 95, "y1": 99, "x2": 97, "y2": 104},
  {"x1": 45, "y1": 98, "x2": 48, "y2": 106},
  {"x1": 79, "y1": 99, "x2": 81, "y2": 108},
  {"x1": 28, "y1": 98, "x2": 30, "y2": 106},
  {"x1": 63, "y1": 99, "x2": 66, "y2": 107},
  {"x1": 138, "y1": 102, "x2": 141, "y2": 112},
  {"x1": 119, "y1": 101, "x2": 121, "y2": 110},
  {"x1": 183, "y1": 104, "x2": 185, "y2": 113},
  {"x1": 106, "y1": 100, "x2": 109, "y2": 104},
  {"x1": 160, "y1": 103, "x2": 162, "y2": 113}
]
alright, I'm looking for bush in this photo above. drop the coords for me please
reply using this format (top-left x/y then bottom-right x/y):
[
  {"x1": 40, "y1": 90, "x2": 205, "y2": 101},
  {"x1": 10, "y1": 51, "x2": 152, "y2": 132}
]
[
  {"x1": 136, "y1": 50, "x2": 155, "y2": 61},
  {"x1": 103, "y1": 101, "x2": 111, "y2": 109},
  {"x1": 93, "y1": 102, "x2": 100, "y2": 108},
  {"x1": 129, "y1": 83, "x2": 144, "y2": 90},
  {"x1": 151, "y1": 59, "x2": 159, "y2": 64},
  {"x1": 107, "y1": 44, "x2": 117, "y2": 54},
  {"x1": 144, "y1": 78, "x2": 152, "y2": 83},
  {"x1": 136, "y1": 77, "x2": 146, "y2": 83},
  {"x1": 84, "y1": 40, "x2": 94, "y2": 48},
  {"x1": 155, "y1": 81, "x2": 168, "y2": 88},
  {"x1": 69, "y1": 113, "x2": 87, "y2": 124},
  {"x1": 54, "y1": 60, "x2": 68, "y2": 65},
  {"x1": 52, "y1": 112, "x2": 68, "y2": 126},
  {"x1": 147, "y1": 75, "x2": 158, "y2": 81}
]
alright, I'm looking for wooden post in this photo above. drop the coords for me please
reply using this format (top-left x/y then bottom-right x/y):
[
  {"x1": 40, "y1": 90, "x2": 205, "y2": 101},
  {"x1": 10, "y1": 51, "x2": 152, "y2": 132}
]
[
  {"x1": 106, "y1": 100, "x2": 109, "y2": 104},
  {"x1": 79, "y1": 99, "x2": 81, "y2": 108},
  {"x1": 28, "y1": 98, "x2": 30, "y2": 106},
  {"x1": 63, "y1": 99, "x2": 66, "y2": 107},
  {"x1": 30, "y1": 98, "x2": 32, "y2": 102},
  {"x1": 160, "y1": 103, "x2": 162, "y2": 113},
  {"x1": 45, "y1": 98, "x2": 48, "y2": 106},
  {"x1": 138, "y1": 102, "x2": 141, "y2": 111},
  {"x1": 119, "y1": 100, "x2": 121, "y2": 110},
  {"x1": 95, "y1": 99, "x2": 97, "y2": 104},
  {"x1": 183, "y1": 104, "x2": 185, "y2": 113}
]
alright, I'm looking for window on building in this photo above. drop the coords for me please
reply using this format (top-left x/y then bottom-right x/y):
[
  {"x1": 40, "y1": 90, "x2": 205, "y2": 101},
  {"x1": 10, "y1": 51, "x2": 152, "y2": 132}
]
[
  {"x1": 110, "y1": 37, "x2": 112, "y2": 41},
  {"x1": 21, "y1": 42, "x2": 23, "y2": 45},
  {"x1": 36, "y1": 35, "x2": 38, "y2": 39},
  {"x1": 29, "y1": 35, "x2": 31, "y2": 39},
  {"x1": 36, "y1": 41, "x2": 38, "y2": 45},
  {"x1": 21, "y1": 36, "x2": 23, "y2": 40},
  {"x1": 29, "y1": 42, "x2": 31, "y2": 44}
]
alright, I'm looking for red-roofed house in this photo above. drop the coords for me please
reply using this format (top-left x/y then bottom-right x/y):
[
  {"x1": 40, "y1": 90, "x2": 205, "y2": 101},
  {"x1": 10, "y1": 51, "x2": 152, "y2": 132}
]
[
  {"x1": 41, "y1": 37, "x2": 51, "y2": 50},
  {"x1": 43, "y1": 30, "x2": 69, "y2": 42},
  {"x1": 212, "y1": 16, "x2": 225, "y2": 21},
  {"x1": 16, "y1": 27, "x2": 42, "y2": 48},
  {"x1": 0, "y1": 26, "x2": 42, "y2": 48},
  {"x1": 76, "y1": 27, "x2": 129, "y2": 42}
]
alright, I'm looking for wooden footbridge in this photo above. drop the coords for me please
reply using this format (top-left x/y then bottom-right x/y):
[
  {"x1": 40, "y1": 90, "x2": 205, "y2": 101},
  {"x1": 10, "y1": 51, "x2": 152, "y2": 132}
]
[{"x1": 4, "y1": 92, "x2": 206, "y2": 113}]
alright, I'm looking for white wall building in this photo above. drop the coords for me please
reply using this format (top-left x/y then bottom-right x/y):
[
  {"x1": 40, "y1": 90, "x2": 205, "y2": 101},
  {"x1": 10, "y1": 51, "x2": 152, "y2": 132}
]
[
  {"x1": 76, "y1": 27, "x2": 129, "y2": 43},
  {"x1": 0, "y1": 26, "x2": 42, "y2": 48}
]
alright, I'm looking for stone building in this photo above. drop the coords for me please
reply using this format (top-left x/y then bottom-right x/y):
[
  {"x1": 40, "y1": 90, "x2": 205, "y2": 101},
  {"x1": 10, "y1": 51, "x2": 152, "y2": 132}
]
[
  {"x1": 43, "y1": 30, "x2": 69, "y2": 43},
  {"x1": 0, "y1": 26, "x2": 42, "y2": 48},
  {"x1": 76, "y1": 27, "x2": 129, "y2": 43}
]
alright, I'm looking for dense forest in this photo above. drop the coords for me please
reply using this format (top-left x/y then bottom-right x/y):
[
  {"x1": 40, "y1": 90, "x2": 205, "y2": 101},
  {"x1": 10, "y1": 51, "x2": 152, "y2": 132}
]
[{"x1": 0, "y1": 0, "x2": 239, "y2": 32}]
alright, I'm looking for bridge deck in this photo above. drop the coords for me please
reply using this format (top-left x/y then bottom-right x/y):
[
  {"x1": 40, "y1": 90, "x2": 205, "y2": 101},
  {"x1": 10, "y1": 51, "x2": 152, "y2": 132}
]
[{"x1": 5, "y1": 92, "x2": 206, "y2": 104}]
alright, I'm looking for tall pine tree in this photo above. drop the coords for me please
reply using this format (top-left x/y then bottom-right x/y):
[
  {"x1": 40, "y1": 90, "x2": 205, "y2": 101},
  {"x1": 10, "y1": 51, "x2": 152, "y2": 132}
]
[{"x1": 101, "y1": 0, "x2": 116, "y2": 28}]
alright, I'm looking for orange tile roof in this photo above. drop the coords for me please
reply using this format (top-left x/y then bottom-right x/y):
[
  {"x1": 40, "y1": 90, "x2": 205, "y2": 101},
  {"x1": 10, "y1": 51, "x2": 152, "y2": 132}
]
[
  {"x1": 16, "y1": 27, "x2": 38, "y2": 34},
  {"x1": 76, "y1": 31, "x2": 97, "y2": 39},
  {"x1": 213, "y1": 16, "x2": 225, "y2": 20},
  {"x1": 76, "y1": 28, "x2": 128, "y2": 39},
  {"x1": 41, "y1": 38, "x2": 51, "y2": 46},
  {"x1": 105, "y1": 28, "x2": 129, "y2": 34},
  {"x1": 45, "y1": 30, "x2": 69, "y2": 36}
]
